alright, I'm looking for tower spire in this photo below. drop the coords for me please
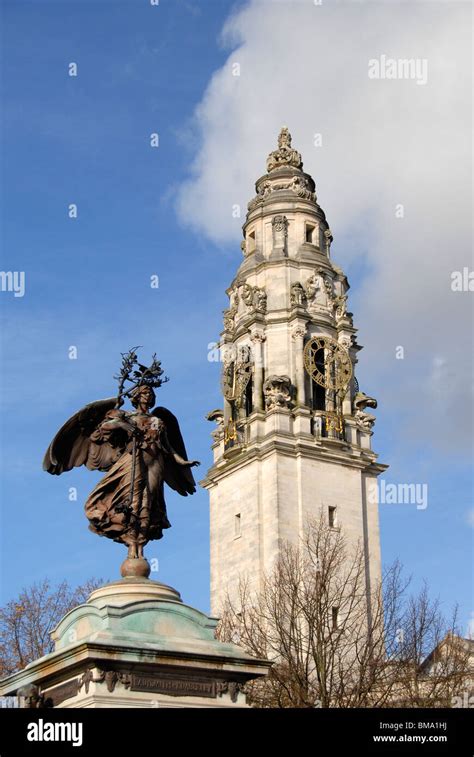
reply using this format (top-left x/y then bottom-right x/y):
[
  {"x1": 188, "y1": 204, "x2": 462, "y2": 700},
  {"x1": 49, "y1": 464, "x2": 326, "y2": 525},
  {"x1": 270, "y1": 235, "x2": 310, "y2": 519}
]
[{"x1": 245, "y1": 126, "x2": 319, "y2": 228}]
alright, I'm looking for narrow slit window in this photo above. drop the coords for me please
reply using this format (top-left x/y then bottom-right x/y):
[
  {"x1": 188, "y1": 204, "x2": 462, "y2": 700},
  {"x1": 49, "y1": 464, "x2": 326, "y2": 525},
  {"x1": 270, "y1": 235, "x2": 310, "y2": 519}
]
[
  {"x1": 328, "y1": 506, "x2": 337, "y2": 528},
  {"x1": 332, "y1": 606, "x2": 339, "y2": 630},
  {"x1": 248, "y1": 230, "x2": 256, "y2": 254},
  {"x1": 234, "y1": 513, "x2": 241, "y2": 538}
]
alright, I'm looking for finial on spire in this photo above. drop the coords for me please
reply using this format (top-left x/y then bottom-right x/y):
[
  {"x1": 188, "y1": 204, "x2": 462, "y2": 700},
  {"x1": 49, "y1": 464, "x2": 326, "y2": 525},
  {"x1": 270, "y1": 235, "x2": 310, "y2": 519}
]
[{"x1": 266, "y1": 126, "x2": 303, "y2": 173}]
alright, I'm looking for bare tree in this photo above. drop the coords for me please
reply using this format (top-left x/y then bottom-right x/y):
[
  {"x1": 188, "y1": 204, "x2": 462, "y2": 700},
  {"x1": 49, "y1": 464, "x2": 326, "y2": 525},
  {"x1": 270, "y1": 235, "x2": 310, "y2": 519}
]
[
  {"x1": 217, "y1": 514, "x2": 470, "y2": 708},
  {"x1": 384, "y1": 579, "x2": 471, "y2": 707},
  {"x1": 0, "y1": 577, "x2": 103, "y2": 677}
]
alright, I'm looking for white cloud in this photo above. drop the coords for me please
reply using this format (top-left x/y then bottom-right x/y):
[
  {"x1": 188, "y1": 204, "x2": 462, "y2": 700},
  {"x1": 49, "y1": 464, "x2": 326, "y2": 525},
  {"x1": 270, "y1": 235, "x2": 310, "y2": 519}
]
[{"x1": 175, "y1": 0, "x2": 473, "y2": 455}]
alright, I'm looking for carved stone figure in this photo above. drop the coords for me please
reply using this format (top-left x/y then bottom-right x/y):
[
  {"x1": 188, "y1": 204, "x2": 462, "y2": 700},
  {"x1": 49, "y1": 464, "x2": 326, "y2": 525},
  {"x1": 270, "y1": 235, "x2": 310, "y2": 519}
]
[
  {"x1": 79, "y1": 668, "x2": 131, "y2": 694},
  {"x1": 353, "y1": 391, "x2": 378, "y2": 430},
  {"x1": 290, "y1": 175, "x2": 316, "y2": 200},
  {"x1": 248, "y1": 175, "x2": 315, "y2": 210},
  {"x1": 241, "y1": 283, "x2": 254, "y2": 307},
  {"x1": 266, "y1": 127, "x2": 303, "y2": 172},
  {"x1": 334, "y1": 294, "x2": 348, "y2": 321},
  {"x1": 324, "y1": 228, "x2": 333, "y2": 256},
  {"x1": 263, "y1": 375, "x2": 292, "y2": 410},
  {"x1": 43, "y1": 350, "x2": 200, "y2": 576},
  {"x1": 254, "y1": 287, "x2": 267, "y2": 313},
  {"x1": 241, "y1": 283, "x2": 267, "y2": 314},
  {"x1": 290, "y1": 282, "x2": 307, "y2": 308},
  {"x1": 305, "y1": 272, "x2": 325, "y2": 305},
  {"x1": 305, "y1": 268, "x2": 334, "y2": 309},
  {"x1": 223, "y1": 287, "x2": 239, "y2": 332},
  {"x1": 313, "y1": 413, "x2": 323, "y2": 439}
]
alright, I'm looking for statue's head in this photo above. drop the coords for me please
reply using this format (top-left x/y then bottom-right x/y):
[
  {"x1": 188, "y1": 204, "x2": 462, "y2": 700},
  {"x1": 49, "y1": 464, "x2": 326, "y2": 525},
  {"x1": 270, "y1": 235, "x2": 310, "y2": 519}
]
[{"x1": 130, "y1": 384, "x2": 156, "y2": 410}]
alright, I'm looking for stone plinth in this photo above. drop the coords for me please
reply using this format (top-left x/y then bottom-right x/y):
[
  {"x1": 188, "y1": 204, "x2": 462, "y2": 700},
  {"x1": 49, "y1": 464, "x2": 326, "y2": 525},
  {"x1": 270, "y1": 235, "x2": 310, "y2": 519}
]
[{"x1": 0, "y1": 579, "x2": 269, "y2": 708}]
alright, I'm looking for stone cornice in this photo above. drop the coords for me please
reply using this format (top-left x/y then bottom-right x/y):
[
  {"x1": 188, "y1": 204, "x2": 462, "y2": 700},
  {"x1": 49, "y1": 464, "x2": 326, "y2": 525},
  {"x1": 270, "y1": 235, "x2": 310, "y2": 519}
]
[
  {"x1": 203, "y1": 435, "x2": 387, "y2": 485},
  {"x1": 231, "y1": 255, "x2": 341, "y2": 294},
  {"x1": 244, "y1": 196, "x2": 327, "y2": 230},
  {"x1": 0, "y1": 638, "x2": 270, "y2": 697}
]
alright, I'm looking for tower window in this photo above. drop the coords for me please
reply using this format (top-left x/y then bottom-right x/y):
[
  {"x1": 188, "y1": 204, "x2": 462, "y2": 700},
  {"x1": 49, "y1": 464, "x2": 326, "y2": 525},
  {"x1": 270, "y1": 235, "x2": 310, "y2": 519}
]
[
  {"x1": 305, "y1": 223, "x2": 316, "y2": 244},
  {"x1": 311, "y1": 347, "x2": 326, "y2": 411},
  {"x1": 328, "y1": 506, "x2": 337, "y2": 528},
  {"x1": 234, "y1": 513, "x2": 241, "y2": 538},
  {"x1": 248, "y1": 230, "x2": 256, "y2": 254},
  {"x1": 245, "y1": 375, "x2": 253, "y2": 416},
  {"x1": 332, "y1": 607, "x2": 339, "y2": 630}
]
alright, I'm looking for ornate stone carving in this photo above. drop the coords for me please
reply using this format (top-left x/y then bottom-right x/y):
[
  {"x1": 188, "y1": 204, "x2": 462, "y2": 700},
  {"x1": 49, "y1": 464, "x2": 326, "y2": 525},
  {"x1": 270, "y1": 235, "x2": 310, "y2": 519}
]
[
  {"x1": 266, "y1": 127, "x2": 303, "y2": 172},
  {"x1": 305, "y1": 268, "x2": 334, "y2": 311},
  {"x1": 353, "y1": 391, "x2": 377, "y2": 430},
  {"x1": 241, "y1": 283, "x2": 254, "y2": 307},
  {"x1": 241, "y1": 283, "x2": 267, "y2": 314},
  {"x1": 305, "y1": 272, "x2": 322, "y2": 301},
  {"x1": 79, "y1": 667, "x2": 131, "y2": 695},
  {"x1": 324, "y1": 228, "x2": 333, "y2": 256},
  {"x1": 272, "y1": 215, "x2": 288, "y2": 254},
  {"x1": 289, "y1": 175, "x2": 315, "y2": 200},
  {"x1": 206, "y1": 409, "x2": 224, "y2": 426},
  {"x1": 250, "y1": 330, "x2": 266, "y2": 344},
  {"x1": 338, "y1": 336, "x2": 352, "y2": 350},
  {"x1": 248, "y1": 175, "x2": 315, "y2": 211},
  {"x1": 272, "y1": 176, "x2": 314, "y2": 198},
  {"x1": 216, "y1": 681, "x2": 245, "y2": 703},
  {"x1": 263, "y1": 375, "x2": 292, "y2": 410},
  {"x1": 254, "y1": 287, "x2": 267, "y2": 313},
  {"x1": 223, "y1": 287, "x2": 239, "y2": 332},
  {"x1": 206, "y1": 409, "x2": 225, "y2": 442},
  {"x1": 291, "y1": 324, "x2": 306, "y2": 340},
  {"x1": 333, "y1": 294, "x2": 347, "y2": 321},
  {"x1": 333, "y1": 295, "x2": 353, "y2": 325},
  {"x1": 354, "y1": 409, "x2": 376, "y2": 430},
  {"x1": 290, "y1": 282, "x2": 307, "y2": 309}
]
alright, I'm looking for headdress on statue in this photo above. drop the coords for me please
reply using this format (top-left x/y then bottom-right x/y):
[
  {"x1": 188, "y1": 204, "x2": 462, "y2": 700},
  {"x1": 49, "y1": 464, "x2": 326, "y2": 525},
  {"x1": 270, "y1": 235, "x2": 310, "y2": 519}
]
[{"x1": 114, "y1": 347, "x2": 169, "y2": 407}]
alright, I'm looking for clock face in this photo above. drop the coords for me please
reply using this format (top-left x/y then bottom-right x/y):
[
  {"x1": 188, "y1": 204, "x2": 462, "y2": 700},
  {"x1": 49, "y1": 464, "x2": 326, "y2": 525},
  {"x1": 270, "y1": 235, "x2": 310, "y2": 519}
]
[{"x1": 303, "y1": 336, "x2": 352, "y2": 391}]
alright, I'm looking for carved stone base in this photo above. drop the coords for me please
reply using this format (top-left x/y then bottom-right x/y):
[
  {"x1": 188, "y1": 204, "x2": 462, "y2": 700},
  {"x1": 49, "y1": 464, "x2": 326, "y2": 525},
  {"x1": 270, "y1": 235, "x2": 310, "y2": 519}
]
[{"x1": 0, "y1": 579, "x2": 270, "y2": 708}]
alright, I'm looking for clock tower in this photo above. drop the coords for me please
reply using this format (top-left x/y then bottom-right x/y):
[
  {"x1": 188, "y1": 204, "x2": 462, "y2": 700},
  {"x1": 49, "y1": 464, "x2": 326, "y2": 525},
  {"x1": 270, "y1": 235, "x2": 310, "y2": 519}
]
[{"x1": 202, "y1": 128, "x2": 387, "y2": 616}]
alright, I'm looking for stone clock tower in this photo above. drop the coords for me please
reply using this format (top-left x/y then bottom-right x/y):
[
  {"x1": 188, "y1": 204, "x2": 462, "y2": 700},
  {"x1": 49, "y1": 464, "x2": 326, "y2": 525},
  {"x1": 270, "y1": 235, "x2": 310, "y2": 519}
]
[{"x1": 202, "y1": 128, "x2": 387, "y2": 616}]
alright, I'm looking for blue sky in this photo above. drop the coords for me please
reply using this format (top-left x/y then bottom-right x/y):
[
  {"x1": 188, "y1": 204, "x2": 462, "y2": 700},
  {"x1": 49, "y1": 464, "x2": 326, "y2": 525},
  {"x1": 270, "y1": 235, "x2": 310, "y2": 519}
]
[{"x1": 0, "y1": 0, "x2": 472, "y2": 633}]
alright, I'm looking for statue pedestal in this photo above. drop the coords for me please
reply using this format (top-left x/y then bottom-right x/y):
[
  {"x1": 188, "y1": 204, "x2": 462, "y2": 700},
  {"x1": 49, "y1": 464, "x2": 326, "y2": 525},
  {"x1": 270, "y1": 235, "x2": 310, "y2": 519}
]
[{"x1": 0, "y1": 579, "x2": 269, "y2": 708}]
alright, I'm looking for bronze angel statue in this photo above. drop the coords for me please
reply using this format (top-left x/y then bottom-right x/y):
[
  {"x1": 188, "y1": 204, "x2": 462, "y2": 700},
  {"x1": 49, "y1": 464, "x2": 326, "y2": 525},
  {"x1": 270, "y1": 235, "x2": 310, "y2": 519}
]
[{"x1": 43, "y1": 349, "x2": 200, "y2": 576}]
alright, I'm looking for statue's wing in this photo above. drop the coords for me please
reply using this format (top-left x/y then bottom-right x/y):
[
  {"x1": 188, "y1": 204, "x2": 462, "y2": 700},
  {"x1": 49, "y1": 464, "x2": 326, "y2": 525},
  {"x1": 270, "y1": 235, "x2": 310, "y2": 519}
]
[
  {"x1": 152, "y1": 406, "x2": 196, "y2": 496},
  {"x1": 43, "y1": 398, "x2": 117, "y2": 475}
]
